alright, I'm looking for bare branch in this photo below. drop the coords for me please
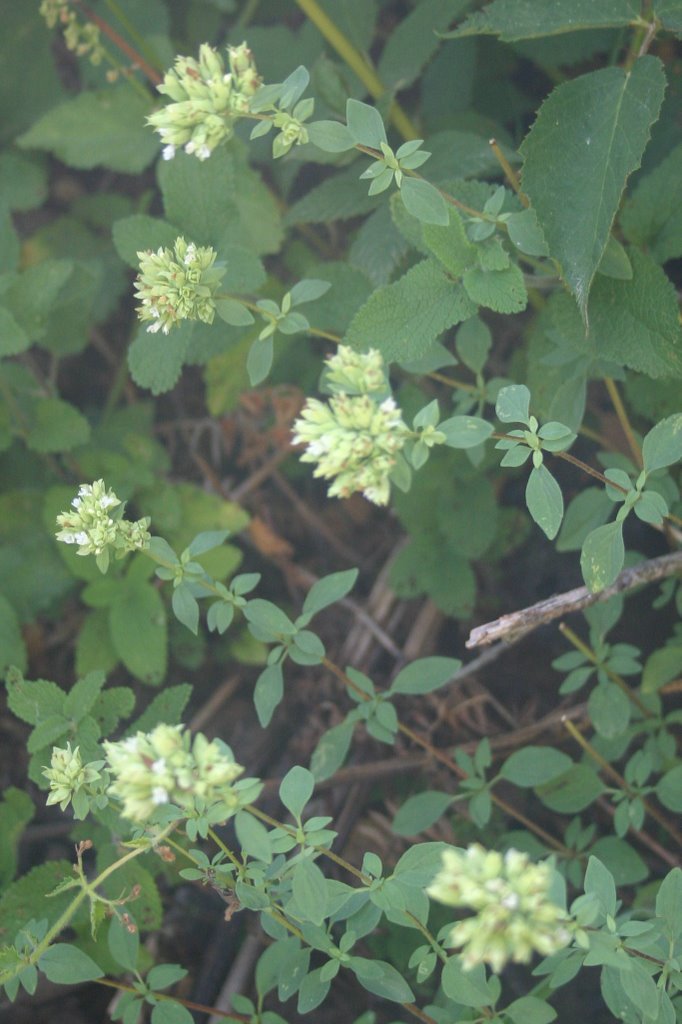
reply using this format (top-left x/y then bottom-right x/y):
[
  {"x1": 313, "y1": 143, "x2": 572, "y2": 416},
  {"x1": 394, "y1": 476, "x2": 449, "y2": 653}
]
[{"x1": 466, "y1": 550, "x2": 682, "y2": 648}]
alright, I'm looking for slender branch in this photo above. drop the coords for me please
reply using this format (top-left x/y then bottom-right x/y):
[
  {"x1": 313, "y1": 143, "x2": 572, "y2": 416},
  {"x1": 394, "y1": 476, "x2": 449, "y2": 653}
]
[
  {"x1": 489, "y1": 138, "x2": 527, "y2": 204},
  {"x1": 95, "y1": 976, "x2": 249, "y2": 1021},
  {"x1": 466, "y1": 550, "x2": 682, "y2": 648},
  {"x1": 558, "y1": 623, "x2": 652, "y2": 719}
]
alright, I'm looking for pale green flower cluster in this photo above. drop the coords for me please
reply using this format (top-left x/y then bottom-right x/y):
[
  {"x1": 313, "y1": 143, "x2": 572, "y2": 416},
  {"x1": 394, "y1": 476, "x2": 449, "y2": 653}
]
[
  {"x1": 135, "y1": 237, "x2": 225, "y2": 335},
  {"x1": 427, "y1": 844, "x2": 573, "y2": 973},
  {"x1": 55, "y1": 480, "x2": 150, "y2": 564},
  {"x1": 104, "y1": 724, "x2": 244, "y2": 823},
  {"x1": 40, "y1": 0, "x2": 105, "y2": 65},
  {"x1": 324, "y1": 346, "x2": 388, "y2": 395},
  {"x1": 42, "y1": 743, "x2": 104, "y2": 812},
  {"x1": 293, "y1": 347, "x2": 409, "y2": 506},
  {"x1": 148, "y1": 42, "x2": 261, "y2": 161}
]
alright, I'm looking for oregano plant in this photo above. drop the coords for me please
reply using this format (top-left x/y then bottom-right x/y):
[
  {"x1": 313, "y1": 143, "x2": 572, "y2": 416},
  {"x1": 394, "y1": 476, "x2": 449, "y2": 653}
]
[{"x1": 0, "y1": 3, "x2": 681, "y2": 1024}]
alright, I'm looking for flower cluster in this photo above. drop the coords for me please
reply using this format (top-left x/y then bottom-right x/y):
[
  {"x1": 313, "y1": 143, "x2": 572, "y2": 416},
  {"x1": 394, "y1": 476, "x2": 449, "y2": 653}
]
[
  {"x1": 56, "y1": 480, "x2": 150, "y2": 569},
  {"x1": 427, "y1": 844, "x2": 573, "y2": 973},
  {"x1": 147, "y1": 42, "x2": 261, "y2": 161},
  {"x1": 134, "y1": 237, "x2": 225, "y2": 335},
  {"x1": 292, "y1": 347, "x2": 408, "y2": 506},
  {"x1": 43, "y1": 743, "x2": 104, "y2": 815},
  {"x1": 104, "y1": 724, "x2": 244, "y2": 823},
  {"x1": 40, "y1": 1, "x2": 106, "y2": 65}
]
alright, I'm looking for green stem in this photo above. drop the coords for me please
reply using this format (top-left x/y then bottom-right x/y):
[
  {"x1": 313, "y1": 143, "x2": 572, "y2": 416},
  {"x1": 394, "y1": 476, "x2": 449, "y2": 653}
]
[{"x1": 0, "y1": 825, "x2": 175, "y2": 985}]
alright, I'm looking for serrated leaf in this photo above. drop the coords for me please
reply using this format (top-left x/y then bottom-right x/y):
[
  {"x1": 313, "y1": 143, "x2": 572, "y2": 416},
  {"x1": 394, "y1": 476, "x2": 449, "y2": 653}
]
[
  {"x1": 25, "y1": 398, "x2": 90, "y2": 454},
  {"x1": 127, "y1": 684, "x2": 192, "y2": 735},
  {"x1": 587, "y1": 249, "x2": 682, "y2": 378},
  {"x1": 0, "y1": 787, "x2": 33, "y2": 887},
  {"x1": 525, "y1": 464, "x2": 564, "y2": 539},
  {"x1": 379, "y1": 0, "x2": 464, "y2": 88},
  {"x1": 112, "y1": 216, "x2": 181, "y2": 269},
  {"x1": 520, "y1": 57, "x2": 666, "y2": 316},
  {"x1": 128, "y1": 322, "x2": 192, "y2": 395},
  {"x1": 463, "y1": 261, "x2": 528, "y2": 313},
  {"x1": 109, "y1": 582, "x2": 167, "y2": 685},
  {"x1": 621, "y1": 142, "x2": 682, "y2": 263},
  {"x1": 344, "y1": 259, "x2": 476, "y2": 362},
  {"x1": 286, "y1": 164, "x2": 380, "y2": 225},
  {"x1": 0, "y1": 592, "x2": 27, "y2": 675},
  {"x1": 580, "y1": 520, "x2": 625, "y2": 592},
  {"x1": 18, "y1": 88, "x2": 157, "y2": 173},
  {"x1": 444, "y1": 0, "x2": 638, "y2": 40},
  {"x1": 63, "y1": 670, "x2": 105, "y2": 721},
  {"x1": 422, "y1": 207, "x2": 476, "y2": 275},
  {"x1": 0, "y1": 305, "x2": 29, "y2": 357},
  {"x1": 5, "y1": 675, "x2": 65, "y2": 726}
]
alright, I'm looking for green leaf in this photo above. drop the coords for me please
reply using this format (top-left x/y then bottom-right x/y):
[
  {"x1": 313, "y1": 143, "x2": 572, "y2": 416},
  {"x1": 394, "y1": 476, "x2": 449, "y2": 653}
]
[
  {"x1": 400, "y1": 177, "x2": 449, "y2": 226},
  {"x1": 525, "y1": 464, "x2": 564, "y2": 540},
  {"x1": 307, "y1": 119, "x2": 355, "y2": 152},
  {"x1": 556, "y1": 488, "x2": 612, "y2": 552},
  {"x1": 642, "y1": 644, "x2": 682, "y2": 693},
  {"x1": 310, "y1": 720, "x2": 355, "y2": 781},
  {"x1": 253, "y1": 663, "x2": 284, "y2": 727},
  {"x1": 346, "y1": 99, "x2": 387, "y2": 148},
  {"x1": 439, "y1": 415, "x2": 494, "y2": 449},
  {"x1": 389, "y1": 656, "x2": 461, "y2": 695},
  {"x1": 584, "y1": 856, "x2": 617, "y2": 918},
  {"x1": 108, "y1": 915, "x2": 139, "y2": 973},
  {"x1": 621, "y1": 142, "x2": 682, "y2": 263},
  {"x1": 444, "y1": 0, "x2": 638, "y2": 40},
  {"x1": 128, "y1": 684, "x2": 192, "y2": 734},
  {"x1": 297, "y1": 966, "x2": 331, "y2": 1014},
  {"x1": 588, "y1": 681, "x2": 631, "y2": 738},
  {"x1": 171, "y1": 584, "x2": 199, "y2": 635},
  {"x1": 378, "y1": 0, "x2": 463, "y2": 88},
  {"x1": 656, "y1": 765, "x2": 682, "y2": 811},
  {"x1": 587, "y1": 250, "x2": 682, "y2": 378},
  {"x1": 520, "y1": 57, "x2": 666, "y2": 316},
  {"x1": 590, "y1": 837, "x2": 648, "y2": 885},
  {"x1": 215, "y1": 298, "x2": 255, "y2": 327},
  {"x1": 536, "y1": 764, "x2": 604, "y2": 812},
  {"x1": 463, "y1": 262, "x2": 527, "y2": 313},
  {"x1": 506, "y1": 996, "x2": 557, "y2": 1024},
  {"x1": 151, "y1": 1002, "x2": 194, "y2": 1024},
  {"x1": 506, "y1": 209, "x2": 549, "y2": 257},
  {"x1": 109, "y1": 581, "x2": 167, "y2": 685},
  {"x1": 392, "y1": 791, "x2": 453, "y2": 836},
  {"x1": 500, "y1": 747, "x2": 573, "y2": 787},
  {"x1": 0, "y1": 787, "x2": 33, "y2": 887},
  {"x1": 302, "y1": 569, "x2": 358, "y2": 617},
  {"x1": 63, "y1": 670, "x2": 105, "y2": 722},
  {"x1": 128, "y1": 322, "x2": 192, "y2": 396},
  {"x1": 0, "y1": 305, "x2": 29, "y2": 358},
  {"x1": 39, "y1": 944, "x2": 104, "y2": 984},
  {"x1": 146, "y1": 964, "x2": 188, "y2": 990},
  {"x1": 496, "y1": 384, "x2": 531, "y2": 424},
  {"x1": 25, "y1": 398, "x2": 90, "y2": 454},
  {"x1": 441, "y1": 957, "x2": 493, "y2": 1007},
  {"x1": 18, "y1": 88, "x2": 157, "y2": 173},
  {"x1": 456, "y1": 317, "x2": 492, "y2": 373},
  {"x1": 246, "y1": 336, "x2": 274, "y2": 386},
  {"x1": 5, "y1": 674, "x2": 64, "y2": 726},
  {"x1": 596, "y1": 234, "x2": 632, "y2": 279},
  {"x1": 421, "y1": 207, "x2": 476, "y2": 275},
  {"x1": 344, "y1": 259, "x2": 476, "y2": 363},
  {"x1": 0, "y1": 861, "x2": 73, "y2": 945},
  {"x1": 348, "y1": 957, "x2": 414, "y2": 1003},
  {"x1": 292, "y1": 858, "x2": 328, "y2": 925},
  {"x1": 580, "y1": 521, "x2": 625, "y2": 593},
  {"x1": 0, "y1": 592, "x2": 27, "y2": 675},
  {"x1": 234, "y1": 810, "x2": 273, "y2": 863},
  {"x1": 642, "y1": 414, "x2": 682, "y2": 472},
  {"x1": 656, "y1": 867, "x2": 682, "y2": 939},
  {"x1": 280, "y1": 766, "x2": 315, "y2": 819},
  {"x1": 112, "y1": 215, "x2": 181, "y2": 268}
]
